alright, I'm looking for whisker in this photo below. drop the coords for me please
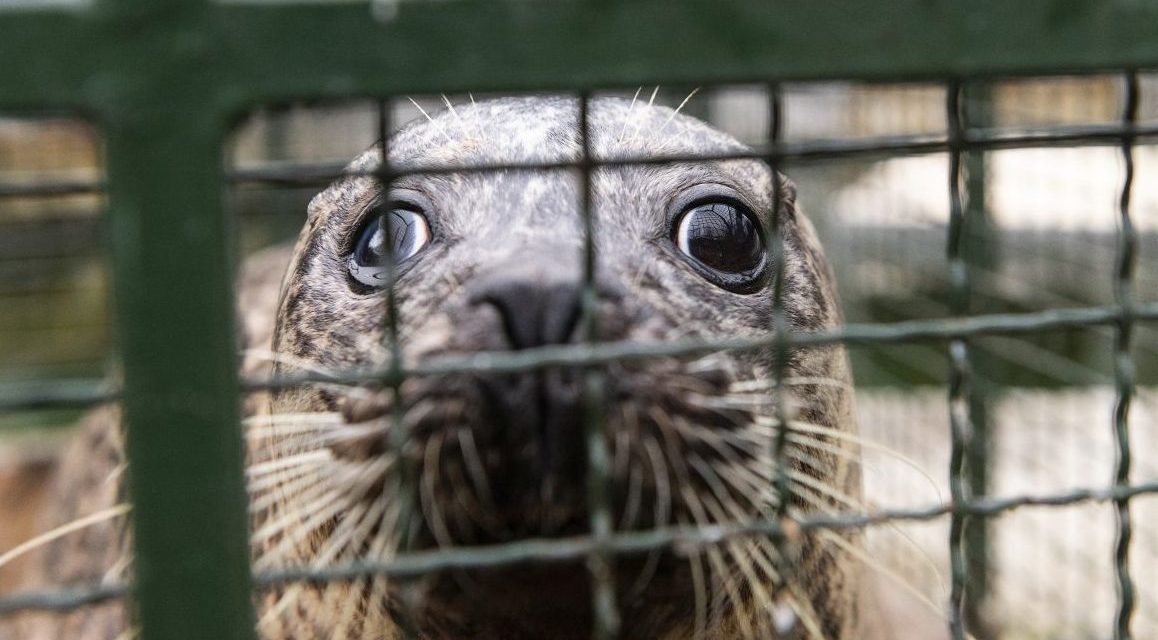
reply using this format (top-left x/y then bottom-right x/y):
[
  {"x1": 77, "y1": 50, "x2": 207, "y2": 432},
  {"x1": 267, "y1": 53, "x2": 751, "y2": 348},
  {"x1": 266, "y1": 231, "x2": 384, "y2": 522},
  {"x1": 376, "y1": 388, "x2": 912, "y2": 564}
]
[
  {"x1": 783, "y1": 419, "x2": 945, "y2": 504},
  {"x1": 729, "y1": 376, "x2": 855, "y2": 393},
  {"x1": 455, "y1": 427, "x2": 499, "y2": 515},
  {"x1": 818, "y1": 528, "x2": 948, "y2": 621},
  {"x1": 246, "y1": 450, "x2": 332, "y2": 478},
  {"x1": 617, "y1": 86, "x2": 643, "y2": 143},
  {"x1": 419, "y1": 431, "x2": 456, "y2": 549},
  {"x1": 408, "y1": 97, "x2": 454, "y2": 143},
  {"x1": 660, "y1": 86, "x2": 701, "y2": 134},
  {"x1": 0, "y1": 503, "x2": 131, "y2": 570}
]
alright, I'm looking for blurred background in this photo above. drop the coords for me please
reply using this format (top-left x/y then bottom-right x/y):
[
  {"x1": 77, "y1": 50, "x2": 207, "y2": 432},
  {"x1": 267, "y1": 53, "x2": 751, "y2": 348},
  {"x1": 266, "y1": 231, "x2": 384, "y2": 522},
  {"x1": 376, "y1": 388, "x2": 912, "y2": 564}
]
[{"x1": 1, "y1": 75, "x2": 1156, "y2": 638}]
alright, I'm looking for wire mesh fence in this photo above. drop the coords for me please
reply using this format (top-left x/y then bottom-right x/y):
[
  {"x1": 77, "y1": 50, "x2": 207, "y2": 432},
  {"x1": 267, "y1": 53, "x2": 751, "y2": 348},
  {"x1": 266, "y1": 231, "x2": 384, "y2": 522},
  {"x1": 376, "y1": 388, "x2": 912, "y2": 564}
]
[{"x1": 1, "y1": 53, "x2": 1158, "y2": 640}]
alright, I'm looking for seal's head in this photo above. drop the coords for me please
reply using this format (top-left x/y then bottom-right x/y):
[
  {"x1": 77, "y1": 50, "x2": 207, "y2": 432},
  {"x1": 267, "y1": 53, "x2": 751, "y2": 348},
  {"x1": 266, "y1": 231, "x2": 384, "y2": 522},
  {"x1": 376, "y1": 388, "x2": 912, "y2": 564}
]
[{"x1": 258, "y1": 96, "x2": 858, "y2": 639}]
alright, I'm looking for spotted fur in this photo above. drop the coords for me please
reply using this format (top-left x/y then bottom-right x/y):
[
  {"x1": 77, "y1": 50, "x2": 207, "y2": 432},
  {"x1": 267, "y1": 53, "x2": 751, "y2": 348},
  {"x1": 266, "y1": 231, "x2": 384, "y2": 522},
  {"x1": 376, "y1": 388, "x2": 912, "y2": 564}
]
[{"x1": 11, "y1": 96, "x2": 862, "y2": 640}]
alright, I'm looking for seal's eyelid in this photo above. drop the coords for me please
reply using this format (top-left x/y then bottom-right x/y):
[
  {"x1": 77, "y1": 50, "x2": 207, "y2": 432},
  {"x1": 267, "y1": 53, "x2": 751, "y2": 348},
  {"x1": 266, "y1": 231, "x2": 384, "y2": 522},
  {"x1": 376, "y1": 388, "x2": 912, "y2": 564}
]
[
  {"x1": 669, "y1": 198, "x2": 771, "y2": 294},
  {"x1": 346, "y1": 208, "x2": 432, "y2": 289}
]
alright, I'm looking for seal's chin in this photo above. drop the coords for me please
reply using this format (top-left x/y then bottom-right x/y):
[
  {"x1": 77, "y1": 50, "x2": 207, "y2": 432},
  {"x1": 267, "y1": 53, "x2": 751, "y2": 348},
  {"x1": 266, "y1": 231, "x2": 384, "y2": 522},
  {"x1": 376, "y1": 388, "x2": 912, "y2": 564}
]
[{"x1": 410, "y1": 551, "x2": 698, "y2": 640}]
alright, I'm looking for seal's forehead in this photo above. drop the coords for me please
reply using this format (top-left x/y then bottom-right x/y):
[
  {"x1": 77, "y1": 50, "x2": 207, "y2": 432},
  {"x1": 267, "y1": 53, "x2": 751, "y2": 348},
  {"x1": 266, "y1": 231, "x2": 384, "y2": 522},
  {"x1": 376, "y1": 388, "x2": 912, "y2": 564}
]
[{"x1": 380, "y1": 96, "x2": 750, "y2": 169}]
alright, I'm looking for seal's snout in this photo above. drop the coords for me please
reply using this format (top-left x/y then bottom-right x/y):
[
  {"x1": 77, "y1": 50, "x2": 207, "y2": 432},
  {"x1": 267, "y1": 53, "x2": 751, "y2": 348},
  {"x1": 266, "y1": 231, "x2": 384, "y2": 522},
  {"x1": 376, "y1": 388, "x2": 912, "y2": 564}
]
[
  {"x1": 464, "y1": 253, "x2": 629, "y2": 511},
  {"x1": 469, "y1": 259, "x2": 586, "y2": 349}
]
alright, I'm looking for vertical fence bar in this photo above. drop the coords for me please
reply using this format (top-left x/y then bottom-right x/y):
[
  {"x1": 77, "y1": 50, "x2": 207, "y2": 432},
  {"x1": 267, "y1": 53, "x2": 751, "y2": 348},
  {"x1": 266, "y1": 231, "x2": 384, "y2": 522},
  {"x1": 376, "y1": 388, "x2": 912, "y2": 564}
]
[
  {"x1": 98, "y1": 0, "x2": 256, "y2": 637},
  {"x1": 764, "y1": 82, "x2": 804, "y2": 637},
  {"x1": 578, "y1": 93, "x2": 620, "y2": 640},
  {"x1": 1111, "y1": 71, "x2": 1139, "y2": 640},
  {"x1": 767, "y1": 83, "x2": 791, "y2": 524},
  {"x1": 376, "y1": 98, "x2": 420, "y2": 640},
  {"x1": 109, "y1": 118, "x2": 255, "y2": 640},
  {"x1": 945, "y1": 79, "x2": 973, "y2": 640},
  {"x1": 961, "y1": 80, "x2": 994, "y2": 640}
]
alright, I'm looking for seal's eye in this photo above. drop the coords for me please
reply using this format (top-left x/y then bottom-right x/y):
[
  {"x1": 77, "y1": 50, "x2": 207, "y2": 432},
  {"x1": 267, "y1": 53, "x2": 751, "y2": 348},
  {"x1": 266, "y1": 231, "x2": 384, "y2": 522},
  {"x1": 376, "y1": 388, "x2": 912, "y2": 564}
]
[
  {"x1": 348, "y1": 208, "x2": 431, "y2": 287},
  {"x1": 673, "y1": 201, "x2": 768, "y2": 292}
]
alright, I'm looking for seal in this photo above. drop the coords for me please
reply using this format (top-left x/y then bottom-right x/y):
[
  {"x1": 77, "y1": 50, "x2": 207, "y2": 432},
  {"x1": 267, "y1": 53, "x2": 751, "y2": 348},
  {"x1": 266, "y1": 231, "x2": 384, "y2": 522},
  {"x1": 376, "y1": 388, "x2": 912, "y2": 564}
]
[{"x1": 11, "y1": 95, "x2": 861, "y2": 640}]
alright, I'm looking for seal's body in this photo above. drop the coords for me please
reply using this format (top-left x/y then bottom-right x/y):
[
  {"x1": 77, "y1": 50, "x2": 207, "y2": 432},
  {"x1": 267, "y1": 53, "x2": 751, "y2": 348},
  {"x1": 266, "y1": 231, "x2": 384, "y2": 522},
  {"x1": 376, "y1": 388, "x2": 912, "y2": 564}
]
[{"x1": 15, "y1": 96, "x2": 860, "y2": 639}]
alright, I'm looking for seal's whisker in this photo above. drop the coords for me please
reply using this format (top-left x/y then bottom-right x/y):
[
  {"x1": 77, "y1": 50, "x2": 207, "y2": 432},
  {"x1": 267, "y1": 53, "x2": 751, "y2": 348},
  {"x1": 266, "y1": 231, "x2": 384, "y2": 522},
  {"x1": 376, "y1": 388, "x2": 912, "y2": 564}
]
[
  {"x1": 787, "y1": 469, "x2": 867, "y2": 513},
  {"x1": 316, "y1": 484, "x2": 393, "y2": 570},
  {"x1": 660, "y1": 86, "x2": 701, "y2": 135},
  {"x1": 715, "y1": 461, "x2": 779, "y2": 513},
  {"x1": 785, "y1": 419, "x2": 944, "y2": 504},
  {"x1": 628, "y1": 85, "x2": 661, "y2": 144},
  {"x1": 244, "y1": 411, "x2": 345, "y2": 430},
  {"x1": 250, "y1": 426, "x2": 392, "y2": 462},
  {"x1": 698, "y1": 492, "x2": 778, "y2": 638},
  {"x1": 441, "y1": 94, "x2": 469, "y2": 135},
  {"x1": 317, "y1": 578, "x2": 350, "y2": 639},
  {"x1": 817, "y1": 528, "x2": 947, "y2": 621},
  {"x1": 618, "y1": 463, "x2": 644, "y2": 531},
  {"x1": 689, "y1": 453, "x2": 766, "y2": 516},
  {"x1": 647, "y1": 405, "x2": 694, "y2": 486},
  {"x1": 248, "y1": 468, "x2": 327, "y2": 513},
  {"x1": 729, "y1": 376, "x2": 855, "y2": 393},
  {"x1": 641, "y1": 434, "x2": 673, "y2": 529},
  {"x1": 342, "y1": 491, "x2": 394, "y2": 564},
  {"x1": 685, "y1": 529, "x2": 710, "y2": 640},
  {"x1": 246, "y1": 450, "x2": 332, "y2": 477},
  {"x1": 611, "y1": 424, "x2": 632, "y2": 481},
  {"x1": 676, "y1": 485, "x2": 750, "y2": 637},
  {"x1": 419, "y1": 431, "x2": 456, "y2": 550},
  {"x1": 252, "y1": 461, "x2": 384, "y2": 552},
  {"x1": 616, "y1": 86, "x2": 643, "y2": 143},
  {"x1": 0, "y1": 503, "x2": 130, "y2": 571},
  {"x1": 408, "y1": 97, "x2": 454, "y2": 144},
  {"x1": 442, "y1": 452, "x2": 488, "y2": 540},
  {"x1": 687, "y1": 392, "x2": 776, "y2": 411},
  {"x1": 783, "y1": 584, "x2": 827, "y2": 640},
  {"x1": 366, "y1": 574, "x2": 392, "y2": 637},
  {"x1": 672, "y1": 418, "x2": 771, "y2": 484},
  {"x1": 452, "y1": 431, "x2": 507, "y2": 537},
  {"x1": 251, "y1": 488, "x2": 345, "y2": 556},
  {"x1": 246, "y1": 462, "x2": 323, "y2": 494},
  {"x1": 455, "y1": 427, "x2": 500, "y2": 517},
  {"x1": 312, "y1": 499, "x2": 374, "y2": 566},
  {"x1": 257, "y1": 583, "x2": 305, "y2": 632}
]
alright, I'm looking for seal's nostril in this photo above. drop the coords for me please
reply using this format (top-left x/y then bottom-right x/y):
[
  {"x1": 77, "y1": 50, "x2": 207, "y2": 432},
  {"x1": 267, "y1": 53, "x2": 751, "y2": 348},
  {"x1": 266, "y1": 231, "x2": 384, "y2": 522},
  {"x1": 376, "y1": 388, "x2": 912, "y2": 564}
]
[
  {"x1": 485, "y1": 283, "x2": 582, "y2": 349},
  {"x1": 472, "y1": 275, "x2": 584, "y2": 350}
]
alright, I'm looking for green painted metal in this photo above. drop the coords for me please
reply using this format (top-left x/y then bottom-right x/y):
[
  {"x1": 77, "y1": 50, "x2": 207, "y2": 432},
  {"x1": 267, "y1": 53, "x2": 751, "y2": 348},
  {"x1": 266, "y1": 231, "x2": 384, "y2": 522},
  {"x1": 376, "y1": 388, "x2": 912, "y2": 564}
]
[
  {"x1": 0, "y1": 1, "x2": 1156, "y2": 639},
  {"x1": 6, "y1": 1, "x2": 1158, "y2": 111}
]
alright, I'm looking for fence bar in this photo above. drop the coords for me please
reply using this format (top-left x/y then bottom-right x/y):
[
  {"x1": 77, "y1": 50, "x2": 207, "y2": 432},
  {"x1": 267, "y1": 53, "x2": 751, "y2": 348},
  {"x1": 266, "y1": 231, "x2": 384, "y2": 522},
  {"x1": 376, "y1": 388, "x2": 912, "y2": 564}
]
[
  {"x1": 961, "y1": 80, "x2": 995, "y2": 640},
  {"x1": 1111, "y1": 71, "x2": 1140, "y2": 640},
  {"x1": 220, "y1": 120, "x2": 1158, "y2": 191},
  {"x1": 10, "y1": 476, "x2": 1158, "y2": 618},
  {"x1": 945, "y1": 79, "x2": 973, "y2": 640},
  {"x1": 577, "y1": 93, "x2": 621, "y2": 640}
]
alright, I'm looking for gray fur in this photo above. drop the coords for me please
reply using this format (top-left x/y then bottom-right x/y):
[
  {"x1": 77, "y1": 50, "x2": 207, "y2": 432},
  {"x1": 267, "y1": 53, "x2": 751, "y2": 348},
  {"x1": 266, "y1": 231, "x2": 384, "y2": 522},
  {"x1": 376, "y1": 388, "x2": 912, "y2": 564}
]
[
  {"x1": 13, "y1": 96, "x2": 861, "y2": 640},
  {"x1": 268, "y1": 96, "x2": 860, "y2": 639}
]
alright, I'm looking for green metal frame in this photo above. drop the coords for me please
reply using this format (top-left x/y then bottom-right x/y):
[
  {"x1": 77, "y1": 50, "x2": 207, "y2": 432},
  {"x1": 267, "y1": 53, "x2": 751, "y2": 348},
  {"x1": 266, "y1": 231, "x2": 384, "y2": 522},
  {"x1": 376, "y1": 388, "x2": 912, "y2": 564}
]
[{"x1": 2, "y1": 1, "x2": 1158, "y2": 639}]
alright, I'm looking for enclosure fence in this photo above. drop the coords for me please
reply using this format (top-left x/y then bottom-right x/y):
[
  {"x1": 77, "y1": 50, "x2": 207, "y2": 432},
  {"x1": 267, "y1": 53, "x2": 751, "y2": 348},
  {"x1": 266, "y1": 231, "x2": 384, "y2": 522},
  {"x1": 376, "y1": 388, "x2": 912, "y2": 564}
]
[{"x1": 1, "y1": 1, "x2": 1158, "y2": 640}]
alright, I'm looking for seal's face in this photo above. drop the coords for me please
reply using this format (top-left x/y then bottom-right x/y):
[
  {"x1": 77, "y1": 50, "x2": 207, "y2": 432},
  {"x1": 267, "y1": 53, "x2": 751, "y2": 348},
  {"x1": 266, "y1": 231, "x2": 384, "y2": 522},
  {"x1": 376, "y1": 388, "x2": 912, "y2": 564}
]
[{"x1": 259, "y1": 97, "x2": 857, "y2": 639}]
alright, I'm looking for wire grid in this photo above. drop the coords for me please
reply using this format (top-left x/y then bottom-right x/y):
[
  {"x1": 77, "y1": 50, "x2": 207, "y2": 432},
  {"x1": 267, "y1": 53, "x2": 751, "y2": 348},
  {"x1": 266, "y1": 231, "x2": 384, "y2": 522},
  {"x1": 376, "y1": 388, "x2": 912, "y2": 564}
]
[{"x1": 0, "y1": 76, "x2": 1155, "y2": 640}]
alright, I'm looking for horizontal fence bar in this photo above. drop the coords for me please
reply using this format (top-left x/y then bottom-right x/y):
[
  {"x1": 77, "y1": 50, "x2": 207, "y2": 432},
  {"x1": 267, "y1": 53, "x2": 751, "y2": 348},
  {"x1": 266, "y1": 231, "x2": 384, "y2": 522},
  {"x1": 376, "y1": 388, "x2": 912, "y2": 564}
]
[
  {"x1": 0, "y1": 179, "x2": 107, "y2": 199},
  {"x1": 0, "y1": 379, "x2": 119, "y2": 412},
  {"x1": 5, "y1": 122, "x2": 1158, "y2": 199},
  {"x1": 228, "y1": 122, "x2": 1158, "y2": 188},
  {"x1": 248, "y1": 302, "x2": 1158, "y2": 390},
  {"x1": 216, "y1": 1, "x2": 1158, "y2": 107},
  {"x1": 5, "y1": 478, "x2": 1158, "y2": 616},
  {"x1": 5, "y1": 2, "x2": 1158, "y2": 112},
  {"x1": 4, "y1": 302, "x2": 1158, "y2": 412}
]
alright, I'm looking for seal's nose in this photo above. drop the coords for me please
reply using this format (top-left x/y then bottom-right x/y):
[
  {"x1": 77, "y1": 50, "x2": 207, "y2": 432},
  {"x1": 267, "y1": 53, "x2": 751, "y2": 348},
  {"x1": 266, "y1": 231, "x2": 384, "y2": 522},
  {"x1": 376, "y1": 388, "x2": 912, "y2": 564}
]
[{"x1": 469, "y1": 258, "x2": 585, "y2": 349}]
